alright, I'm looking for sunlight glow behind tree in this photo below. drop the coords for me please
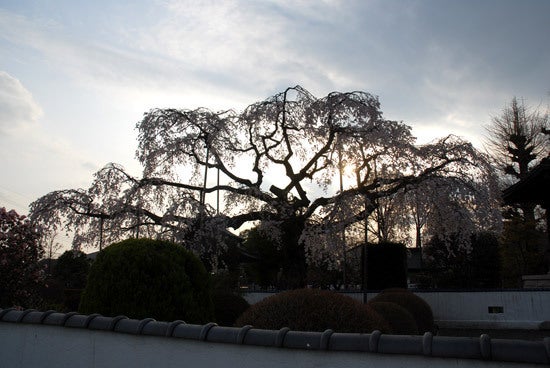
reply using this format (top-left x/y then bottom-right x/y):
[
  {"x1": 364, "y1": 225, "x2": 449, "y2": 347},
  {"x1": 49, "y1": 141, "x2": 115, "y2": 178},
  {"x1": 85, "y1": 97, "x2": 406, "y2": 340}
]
[{"x1": 30, "y1": 86, "x2": 500, "y2": 287}]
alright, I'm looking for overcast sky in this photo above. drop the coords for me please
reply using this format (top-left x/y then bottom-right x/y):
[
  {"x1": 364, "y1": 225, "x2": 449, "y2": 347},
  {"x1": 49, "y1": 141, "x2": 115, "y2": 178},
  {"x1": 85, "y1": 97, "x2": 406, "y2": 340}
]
[{"x1": 1, "y1": 0, "x2": 549, "y2": 215}]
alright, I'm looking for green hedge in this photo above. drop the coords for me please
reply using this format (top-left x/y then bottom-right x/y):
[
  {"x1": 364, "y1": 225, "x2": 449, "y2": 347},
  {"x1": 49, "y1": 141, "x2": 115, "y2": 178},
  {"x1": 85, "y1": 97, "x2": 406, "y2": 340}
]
[
  {"x1": 213, "y1": 292, "x2": 250, "y2": 326},
  {"x1": 235, "y1": 288, "x2": 389, "y2": 333},
  {"x1": 369, "y1": 288, "x2": 434, "y2": 333},
  {"x1": 368, "y1": 301, "x2": 418, "y2": 335},
  {"x1": 79, "y1": 238, "x2": 214, "y2": 323}
]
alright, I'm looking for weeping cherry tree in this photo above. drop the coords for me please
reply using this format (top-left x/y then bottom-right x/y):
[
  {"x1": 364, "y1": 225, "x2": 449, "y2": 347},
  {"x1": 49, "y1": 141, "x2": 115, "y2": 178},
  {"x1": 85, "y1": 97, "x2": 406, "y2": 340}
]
[{"x1": 30, "y1": 86, "x2": 499, "y2": 288}]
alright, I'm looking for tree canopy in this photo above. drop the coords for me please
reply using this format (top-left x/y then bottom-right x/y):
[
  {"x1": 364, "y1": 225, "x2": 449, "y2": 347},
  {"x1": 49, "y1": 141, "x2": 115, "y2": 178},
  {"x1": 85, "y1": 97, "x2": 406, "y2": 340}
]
[
  {"x1": 0, "y1": 207, "x2": 45, "y2": 307},
  {"x1": 485, "y1": 97, "x2": 549, "y2": 184},
  {"x1": 30, "y1": 86, "x2": 500, "y2": 287}
]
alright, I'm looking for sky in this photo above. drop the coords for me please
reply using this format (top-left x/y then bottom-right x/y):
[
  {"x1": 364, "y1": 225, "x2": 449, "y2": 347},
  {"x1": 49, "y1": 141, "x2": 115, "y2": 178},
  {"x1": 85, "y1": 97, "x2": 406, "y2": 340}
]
[{"x1": 1, "y1": 0, "x2": 550, "y2": 219}]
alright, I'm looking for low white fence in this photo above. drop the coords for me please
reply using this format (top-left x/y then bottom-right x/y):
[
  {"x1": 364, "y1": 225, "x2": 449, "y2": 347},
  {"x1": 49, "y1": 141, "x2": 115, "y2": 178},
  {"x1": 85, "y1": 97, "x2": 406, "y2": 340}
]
[{"x1": 243, "y1": 290, "x2": 550, "y2": 330}]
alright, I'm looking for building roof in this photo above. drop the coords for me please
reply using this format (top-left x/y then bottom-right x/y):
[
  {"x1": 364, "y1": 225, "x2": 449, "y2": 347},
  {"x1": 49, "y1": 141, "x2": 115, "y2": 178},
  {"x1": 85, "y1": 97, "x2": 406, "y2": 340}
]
[
  {"x1": 1, "y1": 308, "x2": 549, "y2": 365},
  {"x1": 502, "y1": 157, "x2": 550, "y2": 205}
]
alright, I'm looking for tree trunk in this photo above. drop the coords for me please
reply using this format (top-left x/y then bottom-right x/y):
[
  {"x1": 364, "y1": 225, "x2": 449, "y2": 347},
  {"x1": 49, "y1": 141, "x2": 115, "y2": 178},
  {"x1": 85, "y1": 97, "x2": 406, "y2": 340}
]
[{"x1": 277, "y1": 217, "x2": 307, "y2": 289}]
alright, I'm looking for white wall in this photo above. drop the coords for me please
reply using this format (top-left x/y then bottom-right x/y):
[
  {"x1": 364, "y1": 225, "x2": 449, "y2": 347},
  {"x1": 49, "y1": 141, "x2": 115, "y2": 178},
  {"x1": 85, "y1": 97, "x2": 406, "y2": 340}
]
[
  {"x1": 243, "y1": 290, "x2": 550, "y2": 329},
  {"x1": 0, "y1": 323, "x2": 539, "y2": 368},
  {"x1": 415, "y1": 291, "x2": 550, "y2": 329}
]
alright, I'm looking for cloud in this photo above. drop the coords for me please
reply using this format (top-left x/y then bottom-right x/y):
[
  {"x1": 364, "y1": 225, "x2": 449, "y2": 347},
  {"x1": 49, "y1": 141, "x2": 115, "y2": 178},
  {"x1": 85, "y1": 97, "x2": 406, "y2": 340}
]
[
  {"x1": 0, "y1": 71, "x2": 43, "y2": 134},
  {"x1": 0, "y1": 1, "x2": 548, "y2": 148}
]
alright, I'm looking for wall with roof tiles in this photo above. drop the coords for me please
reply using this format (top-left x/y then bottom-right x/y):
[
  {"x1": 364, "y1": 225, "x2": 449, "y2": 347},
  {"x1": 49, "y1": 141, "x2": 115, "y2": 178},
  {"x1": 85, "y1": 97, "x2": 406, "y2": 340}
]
[
  {"x1": 243, "y1": 290, "x2": 550, "y2": 329},
  {"x1": 1, "y1": 308, "x2": 549, "y2": 367}
]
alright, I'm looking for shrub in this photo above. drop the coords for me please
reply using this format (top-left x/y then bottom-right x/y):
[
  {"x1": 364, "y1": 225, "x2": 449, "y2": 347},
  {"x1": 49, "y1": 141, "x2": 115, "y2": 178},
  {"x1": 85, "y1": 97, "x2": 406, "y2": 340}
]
[
  {"x1": 235, "y1": 288, "x2": 389, "y2": 333},
  {"x1": 369, "y1": 289, "x2": 434, "y2": 333},
  {"x1": 368, "y1": 301, "x2": 418, "y2": 335},
  {"x1": 79, "y1": 238, "x2": 214, "y2": 323},
  {"x1": 213, "y1": 292, "x2": 250, "y2": 326}
]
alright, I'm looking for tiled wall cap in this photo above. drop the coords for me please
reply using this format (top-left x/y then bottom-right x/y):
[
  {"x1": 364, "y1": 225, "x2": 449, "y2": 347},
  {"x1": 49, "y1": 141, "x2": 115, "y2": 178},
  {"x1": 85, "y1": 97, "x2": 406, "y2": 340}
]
[
  {"x1": 2, "y1": 308, "x2": 550, "y2": 365},
  {"x1": 84, "y1": 313, "x2": 102, "y2": 328},
  {"x1": 18, "y1": 310, "x2": 44, "y2": 324},
  {"x1": 276, "y1": 327, "x2": 290, "y2": 347},
  {"x1": 422, "y1": 332, "x2": 433, "y2": 356},
  {"x1": 433, "y1": 336, "x2": 481, "y2": 359},
  {"x1": 320, "y1": 329, "x2": 333, "y2": 350},
  {"x1": 114, "y1": 318, "x2": 140, "y2": 334},
  {"x1": 327, "y1": 332, "x2": 370, "y2": 352},
  {"x1": 199, "y1": 322, "x2": 217, "y2": 341},
  {"x1": 172, "y1": 323, "x2": 203, "y2": 339},
  {"x1": 88, "y1": 315, "x2": 115, "y2": 330},
  {"x1": 0, "y1": 309, "x2": 19, "y2": 322},
  {"x1": 283, "y1": 331, "x2": 323, "y2": 350},
  {"x1": 137, "y1": 318, "x2": 156, "y2": 334},
  {"x1": 38, "y1": 310, "x2": 56, "y2": 324},
  {"x1": 61, "y1": 312, "x2": 79, "y2": 326},
  {"x1": 42, "y1": 312, "x2": 71, "y2": 326},
  {"x1": 480, "y1": 334, "x2": 491, "y2": 360},
  {"x1": 491, "y1": 338, "x2": 549, "y2": 364},
  {"x1": 63, "y1": 314, "x2": 91, "y2": 328},
  {"x1": 237, "y1": 325, "x2": 252, "y2": 344},
  {"x1": 140, "y1": 321, "x2": 169, "y2": 336},
  {"x1": 240, "y1": 327, "x2": 279, "y2": 347},
  {"x1": 109, "y1": 316, "x2": 129, "y2": 331},
  {"x1": 0, "y1": 308, "x2": 15, "y2": 320},
  {"x1": 378, "y1": 334, "x2": 423, "y2": 355},
  {"x1": 369, "y1": 330, "x2": 382, "y2": 353},
  {"x1": 165, "y1": 320, "x2": 185, "y2": 337},
  {"x1": 17, "y1": 309, "x2": 36, "y2": 323}
]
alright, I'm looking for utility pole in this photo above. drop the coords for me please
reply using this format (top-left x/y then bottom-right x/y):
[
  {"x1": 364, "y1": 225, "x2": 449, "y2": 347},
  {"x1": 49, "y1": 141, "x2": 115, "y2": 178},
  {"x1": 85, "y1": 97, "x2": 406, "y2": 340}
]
[{"x1": 338, "y1": 148, "x2": 347, "y2": 289}]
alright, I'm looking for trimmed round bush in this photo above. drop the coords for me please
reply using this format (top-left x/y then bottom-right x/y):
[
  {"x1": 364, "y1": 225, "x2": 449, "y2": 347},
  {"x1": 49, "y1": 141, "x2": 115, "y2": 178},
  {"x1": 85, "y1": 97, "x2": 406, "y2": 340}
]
[
  {"x1": 369, "y1": 289, "x2": 434, "y2": 333},
  {"x1": 235, "y1": 288, "x2": 389, "y2": 333},
  {"x1": 213, "y1": 292, "x2": 250, "y2": 326},
  {"x1": 368, "y1": 301, "x2": 418, "y2": 335},
  {"x1": 79, "y1": 238, "x2": 214, "y2": 323}
]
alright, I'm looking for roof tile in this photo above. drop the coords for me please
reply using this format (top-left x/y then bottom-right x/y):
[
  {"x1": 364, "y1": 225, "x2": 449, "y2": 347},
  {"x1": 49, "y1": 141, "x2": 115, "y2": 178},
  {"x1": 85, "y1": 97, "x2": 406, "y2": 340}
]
[{"x1": 1, "y1": 308, "x2": 548, "y2": 365}]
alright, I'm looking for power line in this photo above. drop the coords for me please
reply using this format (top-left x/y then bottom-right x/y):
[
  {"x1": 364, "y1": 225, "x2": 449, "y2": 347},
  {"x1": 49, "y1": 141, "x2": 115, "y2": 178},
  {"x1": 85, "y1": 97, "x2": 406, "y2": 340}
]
[{"x1": 0, "y1": 186, "x2": 33, "y2": 212}]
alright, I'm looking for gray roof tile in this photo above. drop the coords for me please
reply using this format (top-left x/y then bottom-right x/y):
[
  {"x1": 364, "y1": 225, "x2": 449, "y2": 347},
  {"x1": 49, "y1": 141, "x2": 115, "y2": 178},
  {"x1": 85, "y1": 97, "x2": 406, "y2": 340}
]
[
  {"x1": 327, "y1": 332, "x2": 370, "y2": 352},
  {"x1": 1, "y1": 308, "x2": 549, "y2": 365}
]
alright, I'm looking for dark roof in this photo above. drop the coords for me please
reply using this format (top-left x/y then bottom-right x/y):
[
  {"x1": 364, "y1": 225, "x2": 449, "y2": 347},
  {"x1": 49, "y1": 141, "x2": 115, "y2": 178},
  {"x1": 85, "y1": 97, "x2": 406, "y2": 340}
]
[
  {"x1": 502, "y1": 157, "x2": 550, "y2": 205},
  {"x1": 1, "y1": 308, "x2": 549, "y2": 365}
]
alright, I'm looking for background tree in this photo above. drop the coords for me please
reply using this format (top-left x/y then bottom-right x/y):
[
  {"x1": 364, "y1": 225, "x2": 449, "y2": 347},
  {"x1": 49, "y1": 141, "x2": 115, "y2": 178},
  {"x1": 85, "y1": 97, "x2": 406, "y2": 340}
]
[
  {"x1": 42, "y1": 231, "x2": 63, "y2": 275},
  {"x1": 486, "y1": 97, "x2": 549, "y2": 180},
  {"x1": 0, "y1": 207, "x2": 45, "y2": 308},
  {"x1": 485, "y1": 97, "x2": 549, "y2": 283},
  {"x1": 423, "y1": 231, "x2": 501, "y2": 288},
  {"x1": 241, "y1": 226, "x2": 283, "y2": 289},
  {"x1": 53, "y1": 250, "x2": 91, "y2": 289},
  {"x1": 31, "y1": 86, "x2": 499, "y2": 288},
  {"x1": 485, "y1": 97, "x2": 549, "y2": 221}
]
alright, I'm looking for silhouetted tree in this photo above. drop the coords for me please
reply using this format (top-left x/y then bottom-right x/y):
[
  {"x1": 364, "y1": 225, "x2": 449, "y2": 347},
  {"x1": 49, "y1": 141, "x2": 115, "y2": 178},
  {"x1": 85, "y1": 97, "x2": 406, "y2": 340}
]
[
  {"x1": 31, "y1": 86, "x2": 497, "y2": 288},
  {"x1": 485, "y1": 97, "x2": 549, "y2": 280},
  {"x1": 424, "y1": 231, "x2": 501, "y2": 288},
  {"x1": 0, "y1": 207, "x2": 45, "y2": 307},
  {"x1": 53, "y1": 250, "x2": 90, "y2": 289},
  {"x1": 485, "y1": 97, "x2": 549, "y2": 223}
]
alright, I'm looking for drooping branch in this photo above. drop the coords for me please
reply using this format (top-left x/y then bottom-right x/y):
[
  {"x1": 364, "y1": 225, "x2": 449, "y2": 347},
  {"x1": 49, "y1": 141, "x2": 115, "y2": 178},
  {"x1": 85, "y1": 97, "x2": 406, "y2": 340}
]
[{"x1": 30, "y1": 86, "x2": 500, "y2": 278}]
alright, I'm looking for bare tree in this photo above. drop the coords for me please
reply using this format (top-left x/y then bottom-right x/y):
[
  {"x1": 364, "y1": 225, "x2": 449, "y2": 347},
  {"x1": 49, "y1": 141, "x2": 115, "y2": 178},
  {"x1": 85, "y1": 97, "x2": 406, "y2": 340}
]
[
  {"x1": 31, "y1": 86, "x2": 498, "y2": 288},
  {"x1": 486, "y1": 97, "x2": 548, "y2": 181},
  {"x1": 485, "y1": 97, "x2": 549, "y2": 224}
]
